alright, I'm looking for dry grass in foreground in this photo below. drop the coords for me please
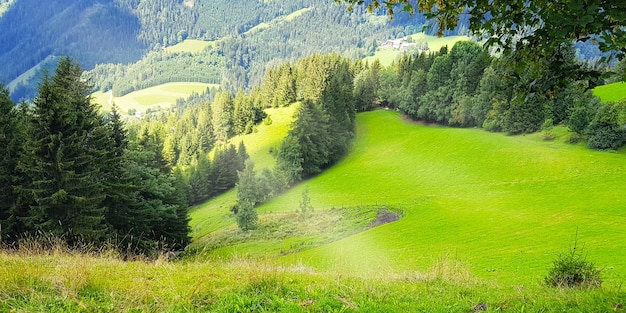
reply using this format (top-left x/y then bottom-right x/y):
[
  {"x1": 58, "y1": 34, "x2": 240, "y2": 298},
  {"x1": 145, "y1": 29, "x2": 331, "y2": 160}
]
[{"x1": 1, "y1": 241, "x2": 624, "y2": 312}]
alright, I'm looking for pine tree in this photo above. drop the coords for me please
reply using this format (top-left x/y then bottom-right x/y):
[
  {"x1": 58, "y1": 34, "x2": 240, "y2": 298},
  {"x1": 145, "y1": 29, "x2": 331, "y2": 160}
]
[
  {"x1": 286, "y1": 100, "x2": 331, "y2": 177},
  {"x1": 210, "y1": 144, "x2": 240, "y2": 194},
  {"x1": 233, "y1": 89, "x2": 252, "y2": 135},
  {"x1": 319, "y1": 58, "x2": 356, "y2": 163},
  {"x1": 236, "y1": 200, "x2": 257, "y2": 231},
  {"x1": 197, "y1": 101, "x2": 215, "y2": 152},
  {"x1": 100, "y1": 106, "x2": 149, "y2": 249},
  {"x1": 118, "y1": 134, "x2": 190, "y2": 253},
  {"x1": 19, "y1": 57, "x2": 109, "y2": 243},
  {"x1": 189, "y1": 154, "x2": 213, "y2": 204},
  {"x1": 0, "y1": 85, "x2": 24, "y2": 242},
  {"x1": 236, "y1": 160, "x2": 271, "y2": 206},
  {"x1": 211, "y1": 91, "x2": 234, "y2": 142},
  {"x1": 236, "y1": 141, "x2": 249, "y2": 173}
]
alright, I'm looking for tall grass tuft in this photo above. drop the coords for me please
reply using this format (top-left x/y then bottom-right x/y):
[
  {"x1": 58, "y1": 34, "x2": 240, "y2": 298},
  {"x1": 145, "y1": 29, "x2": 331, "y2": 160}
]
[{"x1": 545, "y1": 243, "x2": 602, "y2": 289}]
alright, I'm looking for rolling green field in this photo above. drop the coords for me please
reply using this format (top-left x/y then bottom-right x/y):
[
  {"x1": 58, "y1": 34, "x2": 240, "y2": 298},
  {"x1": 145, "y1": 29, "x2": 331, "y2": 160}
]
[
  {"x1": 365, "y1": 33, "x2": 469, "y2": 66},
  {"x1": 230, "y1": 105, "x2": 297, "y2": 170},
  {"x1": 192, "y1": 109, "x2": 626, "y2": 288},
  {"x1": 91, "y1": 82, "x2": 218, "y2": 115},
  {"x1": 594, "y1": 81, "x2": 626, "y2": 103}
]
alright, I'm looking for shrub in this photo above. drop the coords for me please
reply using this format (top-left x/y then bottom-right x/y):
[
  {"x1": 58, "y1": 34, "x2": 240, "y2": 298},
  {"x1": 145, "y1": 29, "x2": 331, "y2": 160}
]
[
  {"x1": 586, "y1": 102, "x2": 626, "y2": 150},
  {"x1": 236, "y1": 201, "x2": 258, "y2": 231},
  {"x1": 545, "y1": 244, "x2": 602, "y2": 289},
  {"x1": 568, "y1": 133, "x2": 583, "y2": 144}
]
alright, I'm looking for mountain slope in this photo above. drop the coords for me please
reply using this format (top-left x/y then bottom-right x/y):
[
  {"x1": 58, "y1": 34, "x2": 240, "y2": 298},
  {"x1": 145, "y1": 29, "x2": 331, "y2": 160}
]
[
  {"x1": 191, "y1": 109, "x2": 626, "y2": 286},
  {"x1": 4, "y1": 0, "x2": 447, "y2": 101},
  {"x1": 0, "y1": 0, "x2": 145, "y2": 88},
  {"x1": 272, "y1": 111, "x2": 626, "y2": 284}
]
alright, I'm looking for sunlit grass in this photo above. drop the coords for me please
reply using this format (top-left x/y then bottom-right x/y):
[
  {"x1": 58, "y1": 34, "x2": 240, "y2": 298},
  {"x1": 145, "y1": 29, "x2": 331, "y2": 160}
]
[
  {"x1": 91, "y1": 82, "x2": 218, "y2": 114},
  {"x1": 250, "y1": 110, "x2": 626, "y2": 286},
  {"x1": 245, "y1": 7, "x2": 312, "y2": 35},
  {"x1": 188, "y1": 206, "x2": 403, "y2": 261},
  {"x1": 594, "y1": 81, "x2": 626, "y2": 103},
  {"x1": 230, "y1": 105, "x2": 297, "y2": 170},
  {"x1": 189, "y1": 105, "x2": 296, "y2": 240},
  {"x1": 2, "y1": 247, "x2": 623, "y2": 312},
  {"x1": 191, "y1": 109, "x2": 626, "y2": 286}
]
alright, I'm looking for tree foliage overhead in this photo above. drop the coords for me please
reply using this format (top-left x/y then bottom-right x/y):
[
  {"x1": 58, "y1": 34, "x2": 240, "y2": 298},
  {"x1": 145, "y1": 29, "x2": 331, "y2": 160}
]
[{"x1": 337, "y1": 0, "x2": 626, "y2": 59}]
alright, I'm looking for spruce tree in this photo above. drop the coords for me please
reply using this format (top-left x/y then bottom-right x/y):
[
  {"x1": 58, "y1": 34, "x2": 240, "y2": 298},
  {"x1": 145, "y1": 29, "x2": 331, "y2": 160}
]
[
  {"x1": 211, "y1": 91, "x2": 234, "y2": 142},
  {"x1": 287, "y1": 100, "x2": 331, "y2": 177},
  {"x1": 20, "y1": 57, "x2": 110, "y2": 243},
  {"x1": 236, "y1": 141, "x2": 249, "y2": 172},
  {"x1": 100, "y1": 106, "x2": 146, "y2": 248},
  {"x1": 210, "y1": 144, "x2": 240, "y2": 194},
  {"x1": 236, "y1": 200, "x2": 258, "y2": 231},
  {"x1": 0, "y1": 85, "x2": 24, "y2": 242},
  {"x1": 189, "y1": 154, "x2": 213, "y2": 204}
]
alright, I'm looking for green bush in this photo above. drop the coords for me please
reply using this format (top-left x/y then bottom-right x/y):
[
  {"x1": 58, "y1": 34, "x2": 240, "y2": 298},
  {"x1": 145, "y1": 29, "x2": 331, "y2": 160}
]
[
  {"x1": 586, "y1": 101, "x2": 626, "y2": 150},
  {"x1": 545, "y1": 245, "x2": 602, "y2": 289},
  {"x1": 236, "y1": 201, "x2": 258, "y2": 231}
]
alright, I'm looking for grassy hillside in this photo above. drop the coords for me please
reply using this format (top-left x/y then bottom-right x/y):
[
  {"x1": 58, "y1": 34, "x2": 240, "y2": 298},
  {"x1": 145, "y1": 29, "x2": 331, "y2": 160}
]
[
  {"x1": 594, "y1": 81, "x2": 626, "y2": 102},
  {"x1": 6, "y1": 55, "x2": 57, "y2": 93},
  {"x1": 245, "y1": 7, "x2": 313, "y2": 35},
  {"x1": 192, "y1": 109, "x2": 626, "y2": 288},
  {"x1": 91, "y1": 82, "x2": 217, "y2": 115},
  {"x1": 265, "y1": 111, "x2": 626, "y2": 285}
]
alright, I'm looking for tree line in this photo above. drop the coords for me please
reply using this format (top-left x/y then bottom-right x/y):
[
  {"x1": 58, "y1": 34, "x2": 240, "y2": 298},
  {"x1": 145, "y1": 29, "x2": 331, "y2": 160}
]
[
  {"x1": 375, "y1": 41, "x2": 625, "y2": 149},
  {"x1": 0, "y1": 56, "x2": 269, "y2": 253},
  {"x1": 4, "y1": 44, "x2": 622, "y2": 249},
  {"x1": 0, "y1": 57, "x2": 190, "y2": 254},
  {"x1": 88, "y1": 49, "x2": 223, "y2": 97},
  {"x1": 233, "y1": 53, "x2": 359, "y2": 230}
]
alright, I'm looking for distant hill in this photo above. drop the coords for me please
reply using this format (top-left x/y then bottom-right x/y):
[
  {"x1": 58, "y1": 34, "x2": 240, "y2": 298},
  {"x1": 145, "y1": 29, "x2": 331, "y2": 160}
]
[
  {"x1": 0, "y1": 0, "x2": 146, "y2": 91},
  {"x1": 1, "y1": 0, "x2": 470, "y2": 101}
]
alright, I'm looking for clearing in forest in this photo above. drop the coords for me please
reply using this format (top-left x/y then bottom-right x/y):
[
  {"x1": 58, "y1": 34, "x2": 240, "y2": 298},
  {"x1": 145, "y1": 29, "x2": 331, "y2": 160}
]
[{"x1": 92, "y1": 82, "x2": 217, "y2": 115}]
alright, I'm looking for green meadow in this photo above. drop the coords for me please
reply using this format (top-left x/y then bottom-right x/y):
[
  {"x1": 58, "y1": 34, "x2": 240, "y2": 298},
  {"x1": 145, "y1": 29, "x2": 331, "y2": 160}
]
[
  {"x1": 594, "y1": 81, "x2": 626, "y2": 103},
  {"x1": 192, "y1": 109, "x2": 626, "y2": 288},
  {"x1": 229, "y1": 105, "x2": 297, "y2": 170},
  {"x1": 91, "y1": 82, "x2": 218, "y2": 115},
  {"x1": 4, "y1": 109, "x2": 626, "y2": 311}
]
